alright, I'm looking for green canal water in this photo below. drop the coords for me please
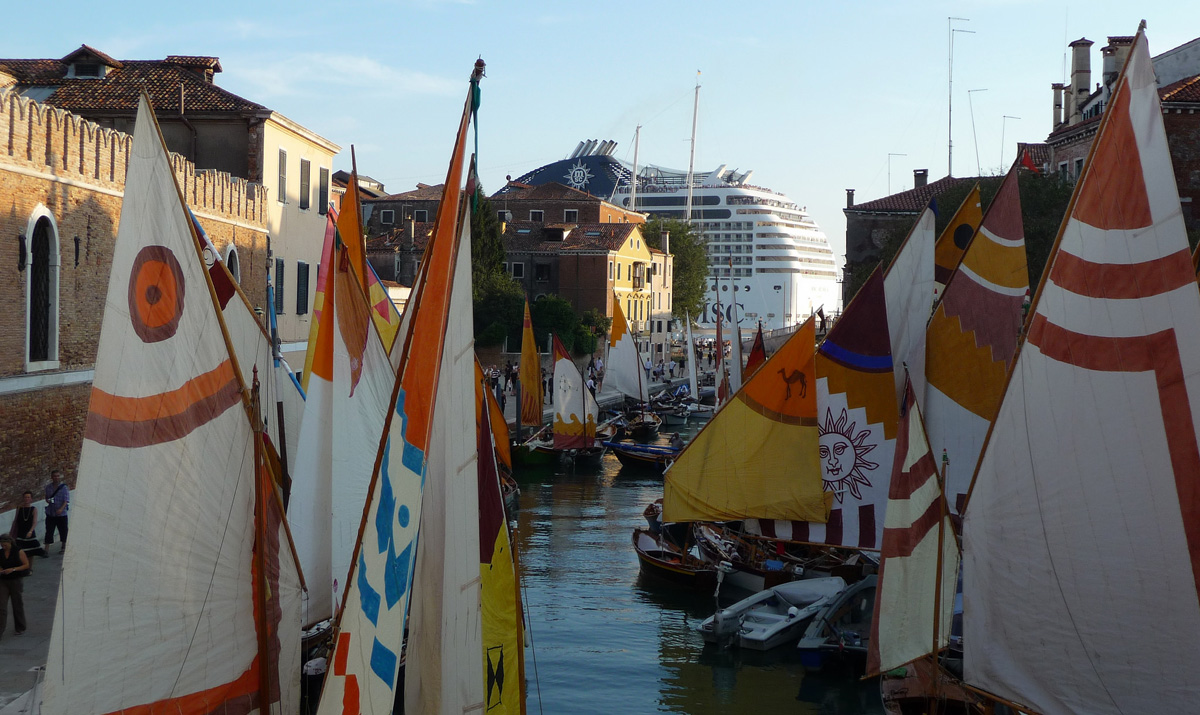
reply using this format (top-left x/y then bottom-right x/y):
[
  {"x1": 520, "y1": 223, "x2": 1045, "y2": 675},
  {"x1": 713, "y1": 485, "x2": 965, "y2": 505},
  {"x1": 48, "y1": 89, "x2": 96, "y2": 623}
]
[{"x1": 511, "y1": 422, "x2": 885, "y2": 714}]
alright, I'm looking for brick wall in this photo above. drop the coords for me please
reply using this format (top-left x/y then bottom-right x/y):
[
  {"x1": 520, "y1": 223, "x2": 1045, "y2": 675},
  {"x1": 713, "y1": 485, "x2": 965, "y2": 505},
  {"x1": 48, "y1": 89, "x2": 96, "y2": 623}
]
[
  {"x1": 1163, "y1": 109, "x2": 1200, "y2": 230},
  {"x1": 0, "y1": 91, "x2": 270, "y2": 509}
]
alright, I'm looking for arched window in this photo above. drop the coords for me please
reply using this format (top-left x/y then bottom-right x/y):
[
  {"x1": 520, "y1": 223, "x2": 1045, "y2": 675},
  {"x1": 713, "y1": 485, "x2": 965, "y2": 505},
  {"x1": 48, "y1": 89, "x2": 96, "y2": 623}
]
[
  {"x1": 224, "y1": 244, "x2": 241, "y2": 283},
  {"x1": 25, "y1": 207, "x2": 60, "y2": 370}
]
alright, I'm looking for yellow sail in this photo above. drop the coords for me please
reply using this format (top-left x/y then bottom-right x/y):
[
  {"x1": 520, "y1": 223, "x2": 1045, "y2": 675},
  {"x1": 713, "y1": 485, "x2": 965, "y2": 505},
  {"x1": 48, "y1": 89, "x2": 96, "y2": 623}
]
[
  {"x1": 663, "y1": 317, "x2": 831, "y2": 523},
  {"x1": 933, "y1": 183, "x2": 984, "y2": 298},
  {"x1": 520, "y1": 298, "x2": 543, "y2": 426}
]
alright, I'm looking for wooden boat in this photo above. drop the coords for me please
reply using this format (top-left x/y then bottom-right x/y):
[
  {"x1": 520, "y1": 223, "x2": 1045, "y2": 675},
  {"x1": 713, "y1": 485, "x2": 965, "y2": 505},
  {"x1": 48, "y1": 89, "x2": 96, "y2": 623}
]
[
  {"x1": 606, "y1": 441, "x2": 679, "y2": 473},
  {"x1": 627, "y1": 412, "x2": 662, "y2": 442},
  {"x1": 569, "y1": 445, "x2": 606, "y2": 469},
  {"x1": 692, "y1": 522, "x2": 870, "y2": 593},
  {"x1": 879, "y1": 657, "x2": 981, "y2": 715},
  {"x1": 655, "y1": 405, "x2": 690, "y2": 427},
  {"x1": 632, "y1": 527, "x2": 716, "y2": 591},
  {"x1": 698, "y1": 577, "x2": 846, "y2": 650}
]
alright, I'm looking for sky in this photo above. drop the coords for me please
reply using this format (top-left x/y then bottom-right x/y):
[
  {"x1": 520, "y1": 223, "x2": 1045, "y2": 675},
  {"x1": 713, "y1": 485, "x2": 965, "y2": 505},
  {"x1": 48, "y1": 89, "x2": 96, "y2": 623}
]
[{"x1": 5, "y1": 0, "x2": 1199, "y2": 270}]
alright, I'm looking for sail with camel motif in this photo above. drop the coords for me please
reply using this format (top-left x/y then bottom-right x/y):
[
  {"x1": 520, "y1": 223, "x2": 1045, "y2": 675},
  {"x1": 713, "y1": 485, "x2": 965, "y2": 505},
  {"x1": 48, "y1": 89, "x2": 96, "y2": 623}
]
[
  {"x1": 882, "y1": 206, "x2": 935, "y2": 407},
  {"x1": 601, "y1": 296, "x2": 649, "y2": 402},
  {"x1": 520, "y1": 298, "x2": 543, "y2": 426},
  {"x1": 663, "y1": 317, "x2": 829, "y2": 523},
  {"x1": 477, "y1": 372, "x2": 527, "y2": 715},
  {"x1": 866, "y1": 376, "x2": 958, "y2": 676},
  {"x1": 746, "y1": 269, "x2": 898, "y2": 546},
  {"x1": 553, "y1": 333, "x2": 596, "y2": 449},
  {"x1": 42, "y1": 95, "x2": 302, "y2": 715},
  {"x1": 933, "y1": 183, "x2": 983, "y2": 300},
  {"x1": 924, "y1": 165, "x2": 1027, "y2": 517},
  {"x1": 963, "y1": 32, "x2": 1200, "y2": 714},
  {"x1": 317, "y1": 61, "x2": 485, "y2": 714}
]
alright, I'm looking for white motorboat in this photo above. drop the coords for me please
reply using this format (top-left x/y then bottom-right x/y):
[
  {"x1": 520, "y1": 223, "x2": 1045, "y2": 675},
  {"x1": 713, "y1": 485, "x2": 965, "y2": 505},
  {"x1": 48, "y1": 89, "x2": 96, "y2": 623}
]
[{"x1": 698, "y1": 576, "x2": 846, "y2": 651}]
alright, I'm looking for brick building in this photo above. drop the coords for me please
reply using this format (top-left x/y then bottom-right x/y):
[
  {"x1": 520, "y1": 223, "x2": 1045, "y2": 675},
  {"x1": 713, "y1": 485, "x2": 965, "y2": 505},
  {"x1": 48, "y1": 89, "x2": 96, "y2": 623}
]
[
  {"x1": 0, "y1": 91, "x2": 269, "y2": 509},
  {"x1": 491, "y1": 181, "x2": 644, "y2": 225},
  {"x1": 0, "y1": 45, "x2": 340, "y2": 365},
  {"x1": 1044, "y1": 35, "x2": 1200, "y2": 228}
]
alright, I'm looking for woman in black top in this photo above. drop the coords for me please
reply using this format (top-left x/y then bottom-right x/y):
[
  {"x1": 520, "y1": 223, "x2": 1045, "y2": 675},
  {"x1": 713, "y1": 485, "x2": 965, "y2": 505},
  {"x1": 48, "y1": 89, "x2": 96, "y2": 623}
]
[
  {"x1": 9, "y1": 491, "x2": 44, "y2": 558},
  {"x1": 0, "y1": 533, "x2": 31, "y2": 638}
]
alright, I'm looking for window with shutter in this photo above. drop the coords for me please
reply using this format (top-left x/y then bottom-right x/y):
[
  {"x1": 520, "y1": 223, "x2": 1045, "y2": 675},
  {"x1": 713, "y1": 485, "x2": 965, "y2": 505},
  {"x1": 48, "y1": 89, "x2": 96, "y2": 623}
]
[
  {"x1": 277, "y1": 149, "x2": 287, "y2": 204},
  {"x1": 319, "y1": 167, "x2": 330, "y2": 215},
  {"x1": 274, "y1": 258, "x2": 285, "y2": 314},
  {"x1": 296, "y1": 261, "x2": 310, "y2": 314},
  {"x1": 299, "y1": 159, "x2": 311, "y2": 210}
]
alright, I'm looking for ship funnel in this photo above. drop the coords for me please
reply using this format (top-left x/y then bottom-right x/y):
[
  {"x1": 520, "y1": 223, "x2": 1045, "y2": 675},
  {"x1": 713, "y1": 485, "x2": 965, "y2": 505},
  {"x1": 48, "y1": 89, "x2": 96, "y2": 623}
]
[{"x1": 569, "y1": 141, "x2": 585, "y2": 159}]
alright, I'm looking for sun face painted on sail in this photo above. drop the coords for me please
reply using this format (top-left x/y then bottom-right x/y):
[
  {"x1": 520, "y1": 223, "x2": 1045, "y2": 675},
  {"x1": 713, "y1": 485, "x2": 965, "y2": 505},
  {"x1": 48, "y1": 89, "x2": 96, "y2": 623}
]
[{"x1": 818, "y1": 409, "x2": 879, "y2": 501}]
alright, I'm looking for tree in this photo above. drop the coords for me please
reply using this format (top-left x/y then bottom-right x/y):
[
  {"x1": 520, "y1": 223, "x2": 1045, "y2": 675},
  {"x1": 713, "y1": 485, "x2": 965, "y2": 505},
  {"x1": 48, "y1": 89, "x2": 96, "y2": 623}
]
[
  {"x1": 471, "y1": 193, "x2": 507, "y2": 299},
  {"x1": 641, "y1": 217, "x2": 706, "y2": 319},
  {"x1": 531, "y1": 295, "x2": 579, "y2": 353}
]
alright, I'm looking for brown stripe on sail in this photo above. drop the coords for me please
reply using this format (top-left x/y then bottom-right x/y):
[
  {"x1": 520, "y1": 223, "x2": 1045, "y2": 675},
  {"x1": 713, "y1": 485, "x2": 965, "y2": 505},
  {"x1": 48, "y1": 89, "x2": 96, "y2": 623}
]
[
  {"x1": 85, "y1": 369, "x2": 242, "y2": 448},
  {"x1": 880, "y1": 498, "x2": 942, "y2": 559}
]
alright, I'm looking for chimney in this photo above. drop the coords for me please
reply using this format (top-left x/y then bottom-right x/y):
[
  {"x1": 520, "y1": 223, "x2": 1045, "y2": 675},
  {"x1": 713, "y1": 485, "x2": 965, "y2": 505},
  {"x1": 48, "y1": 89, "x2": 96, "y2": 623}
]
[
  {"x1": 662, "y1": 230, "x2": 670, "y2": 256},
  {"x1": 913, "y1": 169, "x2": 928, "y2": 188},
  {"x1": 1103, "y1": 36, "x2": 1135, "y2": 90},
  {"x1": 846, "y1": 189, "x2": 855, "y2": 208},
  {"x1": 1069, "y1": 38, "x2": 1094, "y2": 125},
  {"x1": 1051, "y1": 83, "x2": 1066, "y2": 127}
]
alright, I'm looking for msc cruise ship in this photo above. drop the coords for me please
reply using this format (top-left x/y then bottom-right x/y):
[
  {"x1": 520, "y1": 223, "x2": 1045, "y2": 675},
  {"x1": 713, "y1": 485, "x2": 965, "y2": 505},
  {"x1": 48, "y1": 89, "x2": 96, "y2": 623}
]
[{"x1": 502, "y1": 140, "x2": 841, "y2": 331}]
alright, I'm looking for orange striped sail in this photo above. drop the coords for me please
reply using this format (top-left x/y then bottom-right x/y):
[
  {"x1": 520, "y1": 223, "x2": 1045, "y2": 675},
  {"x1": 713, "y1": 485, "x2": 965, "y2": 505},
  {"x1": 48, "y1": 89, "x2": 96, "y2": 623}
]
[
  {"x1": 933, "y1": 183, "x2": 983, "y2": 299},
  {"x1": 520, "y1": 298, "x2": 543, "y2": 427},
  {"x1": 43, "y1": 95, "x2": 302, "y2": 715}
]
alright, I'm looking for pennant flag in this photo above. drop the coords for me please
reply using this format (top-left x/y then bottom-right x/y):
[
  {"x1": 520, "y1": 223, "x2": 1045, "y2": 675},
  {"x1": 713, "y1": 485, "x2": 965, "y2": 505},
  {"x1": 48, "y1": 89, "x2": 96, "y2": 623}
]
[
  {"x1": 1019, "y1": 147, "x2": 1041, "y2": 174},
  {"x1": 553, "y1": 333, "x2": 594, "y2": 450},
  {"x1": 43, "y1": 95, "x2": 302, "y2": 715},
  {"x1": 867, "y1": 376, "x2": 958, "y2": 676},
  {"x1": 663, "y1": 317, "x2": 830, "y2": 524},
  {"x1": 807, "y1": 267, "x2": 899, "y2": 549},
  {"x1": 924, "y1": 165, "x2": 1027, "y2": 518},
  {"x1": 963, "y1": 32, "x2": 1200, "y2": 715},
  {"x1": 477, "y1": 384, "x2": 526, "y2": 715},
  {"x1": 301, "y1": 213, "x2": 337, "y2": 391},
  {"x1": 744, "y1": 322, "x2": 767, "y2": 377},
  {"x1": 520, "y1": 298, "x2": 543, "y2": 427},
  {"x1": 883, "y1": 205, "x2": 935, "y2": 408},
  {"x1": 933, "y1": 184, "x2": 984, "y2": 300}
]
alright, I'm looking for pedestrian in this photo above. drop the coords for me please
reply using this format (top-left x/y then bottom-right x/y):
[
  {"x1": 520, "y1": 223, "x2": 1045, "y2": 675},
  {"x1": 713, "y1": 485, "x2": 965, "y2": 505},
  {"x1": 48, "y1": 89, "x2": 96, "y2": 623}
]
[
  {"x1": 0, "y1": 533, "x2": 31, "y2": 638},
  {"x1": 596, "y1": 355, "x2": 604, "y2": 376},
  {"x1": 9, "y1": 491, "x2": 44, "y2": 558},
  {"x1": 495, "y1": 381, "x2": 507, "y2": 413},
  {"x1": 586, "y1": 376, "x2": 596, "y2": 398},
  {"x1": 707, "y1": 349, "x2": 713, "y2": 368},
  {"x1": 43, "y1": 470, "x2": 68, "y2": 554},
  {"x1": 669, "y1": 361, "x2": 676, "y2": 379},
  {"x1": 643, "y1": 357, "x2": 652, "y2": 381}
]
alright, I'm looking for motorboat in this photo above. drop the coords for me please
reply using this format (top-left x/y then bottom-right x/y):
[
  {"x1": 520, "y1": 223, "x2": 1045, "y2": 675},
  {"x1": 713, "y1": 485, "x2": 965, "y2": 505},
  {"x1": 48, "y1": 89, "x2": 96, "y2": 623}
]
[
  {"x1": 796, "y1": 574, "x2": 878, "y2": 672},
  {"x1": 698, "y1": 577, "x2": 847, "y2": 651}
]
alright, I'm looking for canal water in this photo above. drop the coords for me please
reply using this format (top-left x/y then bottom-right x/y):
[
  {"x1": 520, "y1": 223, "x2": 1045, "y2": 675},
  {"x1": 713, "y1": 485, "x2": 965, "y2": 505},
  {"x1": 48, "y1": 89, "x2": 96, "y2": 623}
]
[{"x1": 511, "y1": 422, "x2": 885, "y2": 714}]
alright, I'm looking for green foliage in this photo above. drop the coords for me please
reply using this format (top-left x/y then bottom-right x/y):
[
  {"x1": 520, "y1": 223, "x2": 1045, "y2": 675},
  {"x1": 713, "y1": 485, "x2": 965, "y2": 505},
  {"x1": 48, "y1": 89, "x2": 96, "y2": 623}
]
[
  {"x1": 472, "y1": 269, "x2": 524, "y2": 348},
  {"x1": 572, "y1": 324, "x2": 598, "y2": 355},
  {"x1": 471, "y1": 192, "x2": 507, "y2": 294},
  {"x1": 641, "y1": 217, "x2": 706, "y2": 319},
  {"x1": 579, "y1": 308, "x2": 611, "y2": 336},
  {"x1": 531, "y1": 295, "x2": 579, "y2": 352}
]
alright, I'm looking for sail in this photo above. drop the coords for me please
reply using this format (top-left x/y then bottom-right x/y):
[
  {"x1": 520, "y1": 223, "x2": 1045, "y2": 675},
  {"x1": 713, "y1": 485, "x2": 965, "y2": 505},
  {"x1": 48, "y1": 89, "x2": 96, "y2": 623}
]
[
  {"x1": 662, "y1": 317, "x2": 829, "y2": 523},
  {"x1": 43, "y1": 94, "x2": 302, "y2": 715},
  {"x1": 364, "y1": 258, "x2": 402, "y2": 353},
  {"x1": 686, "y1": 311, "x2": 699, "y2": 399},
  {"x1": 933, "y1": 183, "x2": 983, "y2": 299},
  {"x1": 477, "y1": 354, "x2": 527, "y2": 715},
  {"x1": 923, "y1": 165, "x2": 1027, "y2": 517},
  {"x1": 477, "y1": 358, "x2": 512, "y2": 470},
  {"x1": 883, "y1": 206, "x2": 935, "y2": 407},
  {"x1": 867, "y1": 377, "x2": 958, "y2": 676},
  {"x1": 963, "y1": 32, "x2": 1200, "y2": 714},
  {"x1": 602, "y1": 295, "x2": 649, "y2": 401},
  {"x1": 302, "y1": 216, "x2": 336, "y2": 391},
  {"x1": 553, "y1": 333, "x2": 593, "y2": 450},
  {"x1": 729, "y1": 323, "x2": 744, "y2": 393},
  {"x1": 744, "y1": 323, "x2": 767, "y2": 378},
  {"x1": 520, "y1": 298, "x2": 543, "y2": 426},
  {"x1": 806, "y1": 268, "x2": 899, "y2": 548},
  {"x1": 318, "y1": 61, "x2": 483, "y2": 714}
]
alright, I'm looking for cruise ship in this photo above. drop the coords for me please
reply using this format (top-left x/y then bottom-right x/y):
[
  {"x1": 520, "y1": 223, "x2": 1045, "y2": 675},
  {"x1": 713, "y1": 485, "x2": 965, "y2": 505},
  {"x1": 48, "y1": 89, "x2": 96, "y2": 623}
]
[{"x1": 502, "y1": 140, "x2": 841, "y2": 331}]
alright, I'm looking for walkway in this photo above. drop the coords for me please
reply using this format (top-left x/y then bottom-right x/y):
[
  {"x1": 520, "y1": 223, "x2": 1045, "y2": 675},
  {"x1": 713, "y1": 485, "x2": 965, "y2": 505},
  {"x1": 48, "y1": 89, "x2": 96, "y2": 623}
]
[{"x1": 0, "y1": 548, "x2": 62, "y2": 713}]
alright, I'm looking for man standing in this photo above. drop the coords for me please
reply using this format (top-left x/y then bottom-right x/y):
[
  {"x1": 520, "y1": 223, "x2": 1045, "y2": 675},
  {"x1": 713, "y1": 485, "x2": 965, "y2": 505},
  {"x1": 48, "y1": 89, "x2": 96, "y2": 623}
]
[{"x1": 43, "y1": 470, "x2": 68, "y2": 554}]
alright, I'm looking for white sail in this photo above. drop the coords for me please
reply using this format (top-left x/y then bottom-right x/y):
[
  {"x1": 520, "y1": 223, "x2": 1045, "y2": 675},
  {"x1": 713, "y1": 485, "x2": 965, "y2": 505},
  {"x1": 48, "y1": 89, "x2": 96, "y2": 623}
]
[
  {"x1": 553, "y1": 334, "x2": 593, "y2": 450},
  {"x1": 729, "y1": 323, "x2": 743, "y2": 393},
  {"x1": 43, "y1": 95, "x2": 301, "y2": 715},
  {"x1": 686, "y1": 310, "x2": 699, "y2": 400},
  {"x1": 882, "y1": 206, "x2": 935, "y2": 407},
  {"x1": 404, "y1": 209, "x2": 486, "y2": 712},
  {"x1": 963, "y1": 32, "x2": 1200, "y2": 714},
  {"x1": 600, "y1": 297, "x2": 649, "y2": 402}
]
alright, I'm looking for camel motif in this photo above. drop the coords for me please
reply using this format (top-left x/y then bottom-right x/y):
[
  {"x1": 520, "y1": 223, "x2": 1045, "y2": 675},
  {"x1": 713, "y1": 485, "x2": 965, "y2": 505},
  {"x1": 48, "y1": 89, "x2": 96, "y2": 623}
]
[{"x1": 778, "y1": 368, "x2": 807, "y2": 399}]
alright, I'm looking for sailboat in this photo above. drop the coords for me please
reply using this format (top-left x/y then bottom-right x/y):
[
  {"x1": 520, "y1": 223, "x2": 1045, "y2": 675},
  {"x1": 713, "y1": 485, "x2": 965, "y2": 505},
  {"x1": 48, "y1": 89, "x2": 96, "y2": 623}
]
[
  {"x1": 512, "y1": 299, "x2": 556, "y2": 467},
  {"x1": 316, "y1": 59, "x2": 525, "y2": 714},
  {"x1": 682, "y1": 311, "x2": 715, "y2": 420},
  {"x1": 960, "y1": 29, "x2": 1200, "y2": 714},
  {"x1": 550, "y1": 333, "x2": 603, "y2": 467},
  {"x1": 42, "y1": 94, "x2": 304, "y2": 714},
  {"x1": 602, "y1": 294, "x2": 661, "y2": 442}
]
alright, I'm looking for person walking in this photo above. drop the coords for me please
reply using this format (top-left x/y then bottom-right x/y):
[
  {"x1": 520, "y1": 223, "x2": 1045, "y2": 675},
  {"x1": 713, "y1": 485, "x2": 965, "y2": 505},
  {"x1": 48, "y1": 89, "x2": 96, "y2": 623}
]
[
  {"x1": 0, "y1": 533, "x2": 31, "y2": 638},
  {"x1": 44, "y1": 470, "x2": 68, "y2": 554},
  {"x1": 586, "y1": 376, "x2": 596, "y2": 398},
  {"x1": 9, "y1": 491, "x2": 44, "y2": 558}
]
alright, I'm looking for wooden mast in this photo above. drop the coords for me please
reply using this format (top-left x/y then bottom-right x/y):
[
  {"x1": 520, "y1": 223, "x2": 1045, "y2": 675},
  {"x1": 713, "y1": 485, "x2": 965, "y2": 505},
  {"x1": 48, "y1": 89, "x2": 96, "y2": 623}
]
[{"x1": 250, "y1": 369, "x2": 273, "y2": 712}]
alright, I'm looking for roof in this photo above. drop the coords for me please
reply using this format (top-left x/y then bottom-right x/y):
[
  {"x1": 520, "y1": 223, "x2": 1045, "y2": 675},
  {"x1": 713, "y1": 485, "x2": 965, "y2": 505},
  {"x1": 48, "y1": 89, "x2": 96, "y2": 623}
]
[
  {"x1": 503, "y1": 221, "x2": 639, "y2": 253},
  {"x1": 1017, "y1": 142, "x2": 1053, "y2": 169},
  {"x1": 490, "y1": 181, "x2": 604, "y2": 203},
  {"x1": 374, "y1": 183, "x2": 445, "y2": 202},
  {"x1": 63, "y1": 45, "x2": 122, "y2": 69},
  {"x1": 366, "y1": 222, "x2": 435, "y2": 252},
  {"x1": 0, "y1": 47, "x2": 264, "y2": 115},
  {"x1": 1162, "y1": 72, "x2": 1200, "y2": 103},
  {"x1": 845, "y1": 175, "x2": 977, "y2": 214}
]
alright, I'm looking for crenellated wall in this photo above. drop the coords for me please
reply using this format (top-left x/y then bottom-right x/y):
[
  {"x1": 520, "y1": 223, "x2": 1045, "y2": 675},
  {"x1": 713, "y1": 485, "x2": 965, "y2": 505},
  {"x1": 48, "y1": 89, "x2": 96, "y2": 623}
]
[{"x1": 0, "y1": 91, "x2": 271, "y2": 508}]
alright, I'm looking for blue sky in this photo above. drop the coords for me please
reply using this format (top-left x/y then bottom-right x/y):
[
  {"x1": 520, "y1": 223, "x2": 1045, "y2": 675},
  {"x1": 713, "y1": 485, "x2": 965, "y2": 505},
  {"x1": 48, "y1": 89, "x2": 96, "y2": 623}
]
[{"x1": 5, "y1": 0, "x2": 1198, "y2": 267}]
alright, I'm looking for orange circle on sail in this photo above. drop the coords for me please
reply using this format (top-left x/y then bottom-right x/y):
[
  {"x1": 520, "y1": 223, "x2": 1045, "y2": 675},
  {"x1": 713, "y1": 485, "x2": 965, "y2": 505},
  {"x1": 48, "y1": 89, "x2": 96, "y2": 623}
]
[{"x1": 128, "y1": 246, "x2": 185, "y2": 343}]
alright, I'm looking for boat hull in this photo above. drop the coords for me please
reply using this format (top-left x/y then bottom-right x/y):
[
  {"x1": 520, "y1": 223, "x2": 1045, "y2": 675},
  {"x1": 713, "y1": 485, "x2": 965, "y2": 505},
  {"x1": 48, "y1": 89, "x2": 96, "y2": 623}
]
[{"x1": 632, "y1": 528, "x2": 716, "y2": 591}]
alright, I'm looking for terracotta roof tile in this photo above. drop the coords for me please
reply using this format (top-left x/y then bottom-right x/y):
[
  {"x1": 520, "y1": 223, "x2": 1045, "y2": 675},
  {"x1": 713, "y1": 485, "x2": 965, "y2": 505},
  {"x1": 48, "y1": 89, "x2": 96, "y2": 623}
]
[
  {"x1": 845, "y1": 175, "x2": 976, "y2": 213},
  {"x1": 374, "y1": 182, "x2": 444, "y2": 201},
  {"x1": 1017, "y1": 142, "x2": 1053, "y2": 169},
  {"x1": 490, "y1": 181, "x2": 597, "y2": 202},
  {"x1": 0, "y1": 51, "x2": 264, "y2": 114},
  {"x1": 366, "y1": 221, "x2": 435, "y2": 251},
  {"x1": 63, "y1": 45, "x2": 123, "y2": 68},
  {"x1": 1162, "y1": 73, "x2": 1200, "y2": 103},
  {"x1": 503, "y1": 221, "x2": 638, "y2": 253}
]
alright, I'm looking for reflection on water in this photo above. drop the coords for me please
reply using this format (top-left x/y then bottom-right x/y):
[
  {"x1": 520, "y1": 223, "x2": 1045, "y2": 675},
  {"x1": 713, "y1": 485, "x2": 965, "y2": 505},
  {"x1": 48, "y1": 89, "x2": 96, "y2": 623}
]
[{"x1": 513, "y1": 422, "x2": 884, "y2": 714}]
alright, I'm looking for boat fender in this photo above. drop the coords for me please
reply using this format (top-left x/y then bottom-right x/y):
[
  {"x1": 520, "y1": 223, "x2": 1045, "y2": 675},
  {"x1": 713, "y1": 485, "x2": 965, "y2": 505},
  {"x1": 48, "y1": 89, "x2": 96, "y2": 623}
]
[{"x1": 787, "y1": 606, "x2": 801, "y2": 620}]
